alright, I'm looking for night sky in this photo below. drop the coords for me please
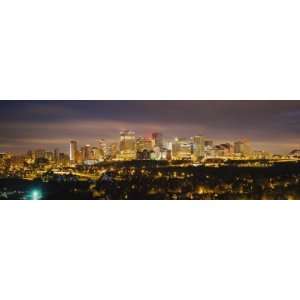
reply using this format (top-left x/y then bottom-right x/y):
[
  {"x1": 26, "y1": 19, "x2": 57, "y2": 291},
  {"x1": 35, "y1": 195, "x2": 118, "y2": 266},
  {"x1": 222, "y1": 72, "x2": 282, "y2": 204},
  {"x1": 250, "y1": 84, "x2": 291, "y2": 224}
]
[{"x1": 0, "y1": 100, "x2": 299, "y2": 154}]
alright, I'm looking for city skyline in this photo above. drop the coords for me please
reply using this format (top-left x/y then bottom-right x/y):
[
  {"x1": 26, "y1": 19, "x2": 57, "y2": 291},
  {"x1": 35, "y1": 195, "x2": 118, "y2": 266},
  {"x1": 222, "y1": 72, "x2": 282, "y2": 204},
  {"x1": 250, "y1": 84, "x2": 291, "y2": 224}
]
[{"x1": 1, "y1": 100, "x2": 300, "y2": 154}]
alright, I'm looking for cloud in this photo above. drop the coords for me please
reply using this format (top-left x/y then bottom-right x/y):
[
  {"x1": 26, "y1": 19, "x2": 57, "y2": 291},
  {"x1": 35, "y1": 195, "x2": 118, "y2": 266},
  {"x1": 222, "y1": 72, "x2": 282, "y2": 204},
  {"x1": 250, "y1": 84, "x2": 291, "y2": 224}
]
[{"x1": 1, "y1": 100, "x2": 300, "y2": 153}]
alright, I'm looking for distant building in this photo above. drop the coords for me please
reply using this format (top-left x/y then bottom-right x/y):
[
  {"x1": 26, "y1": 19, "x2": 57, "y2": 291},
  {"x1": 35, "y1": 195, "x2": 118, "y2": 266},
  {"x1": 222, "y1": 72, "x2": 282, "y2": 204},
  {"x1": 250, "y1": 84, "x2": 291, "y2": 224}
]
[
  {"x1": 137, "y1": 149, "x2": 151, "y2": 160},
  {"x1": 152, "y1": 132, "x2": 163, "y2": 149},
  {"x1": 234, "y1": 140, "x2": 252, "y2": 156},
  {"x1": 172, "y1": 138, "x2": 192, "y2": 160},
  {"x1": 58, "y1": 153, "x2": 69, "y2": 165},
  {"x1": 97, "y1": 139, "x2": 107, "y2": 159},
  {"x1": 159, "y1": 148, "x2": 171, "y2": 160},
  {"x1": 70, "y1": 140, "x2": 78, "y2": 162},
  {"x1": 45, "y1": 151, "x2": 54, "y2": 161},
  {"x1": 136, "y1": 137, "x2": 153, "y2": 152},
  {"x1": 35, "y1": 149, "x2": 46, "y2": 160},
  {"x1": 119, "y1": 130, "x2": 136, "y2": 160},
  {"x1": 26, "y1": 150, "x2": 34, "y2": 160},
  {"x1": 253, "y1": 150, "x2": 273, "y2": 159},
  {"x1": 192, "y1": 135, "x2": 205, "y2": 160},
  {"x1": 91, "y1": 147, "x2": 103, "y2": 161},
  {"x1": 81, "y1": 144, "x2": 92, "y2": 161},
  {"x1": 108, "y1": 143, "x2": 118, "y2": 160},
  {"x1": 54, "y1": 148, "x2": 59, "y2": 161},
  {"x1": 219, "y1": 143, "x2": 233, "y2": 156},
  {"x1": 205, "y1": 140, "x2": 213, "y2": 147},
  {"x1": 203, "y1": 143, "x2": 233, "y2": 158}
]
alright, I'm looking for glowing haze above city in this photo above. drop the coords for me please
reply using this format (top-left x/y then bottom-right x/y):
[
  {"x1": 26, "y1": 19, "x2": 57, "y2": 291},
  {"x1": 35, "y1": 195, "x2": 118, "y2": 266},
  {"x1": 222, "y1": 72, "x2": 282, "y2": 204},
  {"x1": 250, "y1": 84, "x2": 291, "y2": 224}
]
[{"x1": 0, "y1": 100, "x2": 299, "y2": 154}]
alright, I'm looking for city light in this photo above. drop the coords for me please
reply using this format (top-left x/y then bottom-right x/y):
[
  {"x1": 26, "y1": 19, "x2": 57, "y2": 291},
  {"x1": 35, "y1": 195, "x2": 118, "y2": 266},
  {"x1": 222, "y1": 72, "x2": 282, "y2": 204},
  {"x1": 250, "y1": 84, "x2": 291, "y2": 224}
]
[
  {"x1": 1, "y1": 118, "x2": 300, "y2": 199},
  {"x1": 31, "y1": 190, "x2": 42, "y2": 200}
]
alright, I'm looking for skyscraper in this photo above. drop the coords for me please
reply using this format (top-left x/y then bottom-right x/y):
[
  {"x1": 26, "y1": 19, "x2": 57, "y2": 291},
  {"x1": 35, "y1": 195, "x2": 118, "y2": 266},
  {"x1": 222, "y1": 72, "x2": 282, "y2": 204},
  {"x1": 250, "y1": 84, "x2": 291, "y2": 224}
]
[
  {"x1": 192, "y1": 135, "x2": 205, "y2": 160},
  {"x1": 45, "y1": 151, "x2": 54, "y2": 161},
  {"x1": 234, "y1": 140, "x2": 252, "y2": 156},
  {"x1": 110, "y1": 143, "x2": 119, "y2": 159},
  {"x1": 97, "y1": 139, "x2": 108, "y2": 159},
  {"x1": 82, "y1": 144, "x2": 92, "y2": 161},
  {"x1": 172, "y1": 138, "x2": 192, "y2": 160},
  {"x1": 91, "y1": 147, "x2": 103, "y2": 161},
  {"x1": 54, "y1": 148, "x2": 59, "y2": 162},
  {"x1": 136, "y1": 137, "x2": 153, "y2": 152},
  {"x1": 70, "y1": 140, "x2": 78, "y2": 162},
  {"x1": 35, "y1": 149, "x2": 46, "y2": 160},
  {"x1": 152, "y1": 132, "x2": 163, "y2": 149},
  {"x1": 120, "y1": 130, "x2": 136, "y2": 160},
  {"x1": 205, "y1": 140, "x2": 213, "y2": 147}
]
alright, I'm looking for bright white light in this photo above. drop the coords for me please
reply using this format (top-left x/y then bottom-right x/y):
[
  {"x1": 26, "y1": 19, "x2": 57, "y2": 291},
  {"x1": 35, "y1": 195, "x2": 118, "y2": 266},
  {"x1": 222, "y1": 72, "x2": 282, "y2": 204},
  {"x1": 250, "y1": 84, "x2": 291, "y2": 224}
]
[{"x1": 32, "y1": 190, "x2": 41, "y2": 200}]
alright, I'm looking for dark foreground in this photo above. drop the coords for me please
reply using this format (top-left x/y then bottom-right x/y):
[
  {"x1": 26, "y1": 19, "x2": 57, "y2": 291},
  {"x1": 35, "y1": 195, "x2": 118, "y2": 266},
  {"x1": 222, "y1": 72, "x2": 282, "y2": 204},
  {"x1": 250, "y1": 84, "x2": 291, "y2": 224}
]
[{"x1": 1, "y1": 161, "x2": 300, "y2": 200}]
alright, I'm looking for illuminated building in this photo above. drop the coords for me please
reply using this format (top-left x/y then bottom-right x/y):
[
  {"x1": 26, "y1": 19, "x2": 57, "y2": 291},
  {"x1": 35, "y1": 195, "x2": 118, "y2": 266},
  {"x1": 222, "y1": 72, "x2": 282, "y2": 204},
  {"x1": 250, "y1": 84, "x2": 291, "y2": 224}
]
[
  {"x1": 83, "y1": 144, "x2": 92, "y2": 161},
  {"x1": 172, "y1": 138, "x2": 192, "y2": 160},
  {"x1": 165, "y1": 149, "x2": 172, "y2": 161},
  {"x1": 192, "y1": 135, "x2": 205, "y2": 160},
  {"x1": 54, "y1": 148, "x2": 59, "y2": 162},
  {"x1": 253, "y1": 150, "x2": 273, "y2": 159},
  {"x1": 205, "y1": 140, "x2": 213, "y2": 147},
  {"x1": 35, "y1": 149, "x2": 46, "y2": 160},
  {"x1": 119, "y1": 130, "x2": 136, "y2": 160},
  {"x1": 26, "y1": 150, "x2": 34, "y2": 160},
  {"x1": 108, "y1": 143, "x2": 118, "y2": 160},
  {"x1": 58, "y1": 153, "x2": 69, "y2": 165},
  {"x1": 91, "y1": 147, "x2": 103, "y2": 161},
  {"x1": 70, "y1": 140, "x2": 78, "y2": 162},
  {"x1": 137, "y1": 149, "x2": 151, "y2": 160},
  {"x1": 97, "y1": 139, "x2": 107, "y2": 159},
  {"x1": 234, "y1": 140, "x2": 252, "y2": 156},
  {"x1": 10, "y1": 155, "x2": 25, "y2": 167},
  {"x1": 152, "y1": 132, "x2": 163, "y2": 149},
  {"x1": 45, "y1": 151, "x2": 54, "y2": 161},
  {"x1": 136, "y1": 137, "x2": 153, "y2": 152},
  {"x1": 205, "y1": 143, "x2": 233, "y2": 158},
  {"x1": 218, "y1": 143, "x2": 233, "y2": 156}
]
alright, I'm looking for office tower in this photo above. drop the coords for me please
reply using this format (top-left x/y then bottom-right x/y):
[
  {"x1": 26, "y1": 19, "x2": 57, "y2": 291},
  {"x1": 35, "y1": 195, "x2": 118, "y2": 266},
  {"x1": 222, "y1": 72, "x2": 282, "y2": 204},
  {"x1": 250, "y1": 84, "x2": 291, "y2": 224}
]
[
  {"x1": 45, "y1": 151, "x2": 54, "y2": 161},
  {"x1": 205, "y1": 140, "x2": 213, "y2": 147},
  {"x1": 58, "y1": 153, "x2": 69, "y2": 165},
  {"x1": 81, "y1": 144, "x2": 92, "y2": 161},
  {"x1": 136, "y1": 137, "x2": 153, "y2": 152},
  {"x1": 152, "y1": 132, "x2": 163, "y2": 149},
  {"x1": 54, "y1": 148, "x2": 59, "y2": 162},
  {"x1": 167, "y1": 149, "x2": 172, "y2": 161},
  {"x1": 209, "y1": 144, "x2": 231, "y2": 158},
  {"x1": 165, "y1": 149, "x2": 172, "y2": 161},
  {"x1": 91, "y1": 147, "x2": 103, "y2": 161},
  {"x1": 172, "y1": 138, "x2": 192, "y2": 160},
  {"x1": 220, "y1": 143, "x2": 234, "y2": 156},
  {"x1": 34, "y1": 149, "x2": 46, "y2": 160},
  {"x1": 106, "y1": 142, "x2": 118, "y2": 160},
  {"x1": 234, "y1": 140, "x2": 252, "y2": 156},
  {"x1": 120, "y1": 130, "x2": 136, "y2": 160},
  {"x1": 26, "y1": 150, "x2": 34, "y2": 160},
  {"x1": 97, "y1": 139, "x2": 105, "y2": 157},
  {"x1": 192, "y1": 135, "x2": 205, "y2": 160},
  {"x1": 70, "y1": 140, "x2": 78, "y2": 162}
]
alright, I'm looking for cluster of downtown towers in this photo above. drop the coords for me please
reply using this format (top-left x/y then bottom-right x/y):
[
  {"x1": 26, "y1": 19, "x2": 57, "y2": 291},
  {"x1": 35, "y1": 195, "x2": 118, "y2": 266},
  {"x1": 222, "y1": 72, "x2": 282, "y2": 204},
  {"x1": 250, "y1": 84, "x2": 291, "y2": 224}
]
[{"x1": 68, "y1": 130, "x2": 253, "y2": 164}]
